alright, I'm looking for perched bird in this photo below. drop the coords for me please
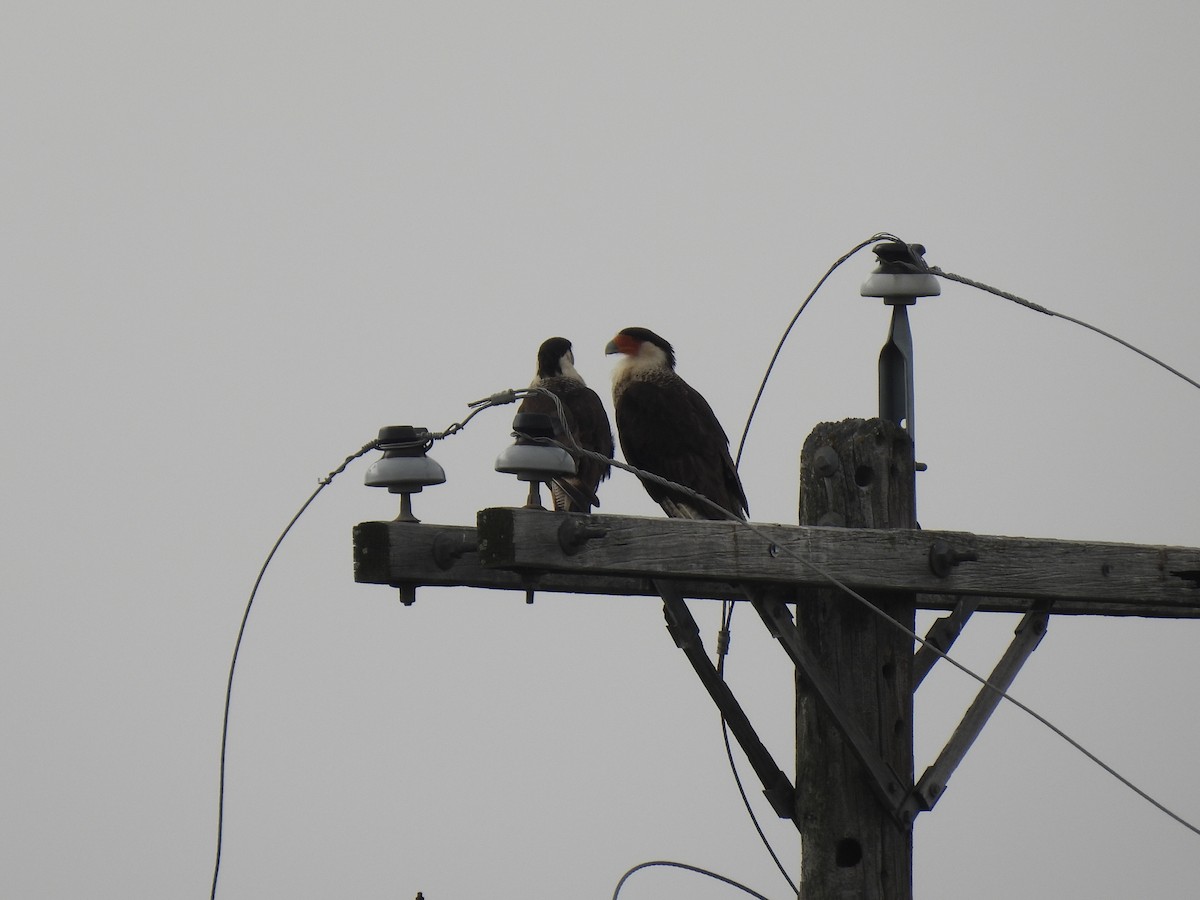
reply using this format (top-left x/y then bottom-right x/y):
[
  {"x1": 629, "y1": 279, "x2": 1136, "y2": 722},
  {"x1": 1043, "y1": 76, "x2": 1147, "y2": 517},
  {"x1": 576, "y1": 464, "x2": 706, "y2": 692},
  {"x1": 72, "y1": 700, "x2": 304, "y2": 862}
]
[
  {"x1": 517, "y1": 336, "x2": 614, "y2": 513},
  {"x1": 605, "y1": 327, "x2": 748, "y2": 520}
]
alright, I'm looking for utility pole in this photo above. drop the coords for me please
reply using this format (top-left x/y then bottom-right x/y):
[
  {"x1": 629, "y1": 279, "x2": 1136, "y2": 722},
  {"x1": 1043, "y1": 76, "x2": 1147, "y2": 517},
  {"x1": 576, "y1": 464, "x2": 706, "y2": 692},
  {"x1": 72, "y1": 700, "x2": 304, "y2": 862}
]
[
  {"x1": 351, "y1": 243, "x2": 1200, "y2": 899},
  {"x1": 353, "y1": 479, "x2": 1200, "y2": 900},
  {"x1": 794, "y1": 418, "x2": 915, "y2": 898},
  {"x1": 350, "y1": 482, "x2": 1200, "y2": 897}
]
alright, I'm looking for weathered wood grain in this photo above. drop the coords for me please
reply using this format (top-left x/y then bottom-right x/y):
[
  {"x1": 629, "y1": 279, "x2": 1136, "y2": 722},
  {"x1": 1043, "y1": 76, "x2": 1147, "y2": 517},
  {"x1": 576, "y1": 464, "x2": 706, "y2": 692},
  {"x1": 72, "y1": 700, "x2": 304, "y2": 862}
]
[
  {"x1": 352, "y1": 519, "x2": 742, "y2": 601},
  {"x1": 353, "y1": 514, "x2": 1200, "y2": 617},
  {"x1": 471, "y1": 508, "x2": 1200, "y2": 616},
  {"x1": 794, "y1": 417, "x2": 915, "y2": 899}
]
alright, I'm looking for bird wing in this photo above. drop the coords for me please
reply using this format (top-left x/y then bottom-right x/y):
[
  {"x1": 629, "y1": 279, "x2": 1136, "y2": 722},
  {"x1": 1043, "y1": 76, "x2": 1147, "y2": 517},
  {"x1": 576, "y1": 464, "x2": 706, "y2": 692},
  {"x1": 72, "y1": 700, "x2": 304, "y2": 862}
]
[
  {"x1": 615, "y1": 376, "x2": 748, "y2": 519},
  {"x1": 521, "y1": 377, "x2": 614, "y2": 512}
]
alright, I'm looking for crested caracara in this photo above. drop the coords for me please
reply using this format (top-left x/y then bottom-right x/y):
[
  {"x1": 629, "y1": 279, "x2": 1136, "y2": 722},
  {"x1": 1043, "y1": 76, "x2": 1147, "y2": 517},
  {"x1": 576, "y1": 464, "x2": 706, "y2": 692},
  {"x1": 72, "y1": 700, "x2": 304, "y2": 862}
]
[
  {"x1": 518, "y1": 336, "x2": 614, "y2": 513},
  {"x1": 605, "y1": 327, "x2": 748, "y2": 520}
]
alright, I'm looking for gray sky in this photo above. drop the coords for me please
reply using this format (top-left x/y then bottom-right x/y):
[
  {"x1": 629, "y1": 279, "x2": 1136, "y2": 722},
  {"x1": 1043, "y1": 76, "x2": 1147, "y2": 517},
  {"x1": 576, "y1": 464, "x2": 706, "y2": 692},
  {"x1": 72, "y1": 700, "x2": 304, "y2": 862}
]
[{"x1": 4, "y1": 2, "x2": 1199, "y2": 898}]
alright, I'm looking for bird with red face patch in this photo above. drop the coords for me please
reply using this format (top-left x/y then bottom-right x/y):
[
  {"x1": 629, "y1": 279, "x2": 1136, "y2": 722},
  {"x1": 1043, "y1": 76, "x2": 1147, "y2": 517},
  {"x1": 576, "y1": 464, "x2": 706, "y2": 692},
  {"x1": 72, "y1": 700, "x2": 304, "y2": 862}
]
[{"x1": 605, "y1": 327, "x2": 748, "y2": 521}]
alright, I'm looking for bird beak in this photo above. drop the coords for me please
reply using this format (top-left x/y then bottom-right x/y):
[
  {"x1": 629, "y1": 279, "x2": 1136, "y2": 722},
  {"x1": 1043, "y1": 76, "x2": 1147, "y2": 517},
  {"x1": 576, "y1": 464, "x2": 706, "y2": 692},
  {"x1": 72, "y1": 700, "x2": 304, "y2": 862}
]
[{"x1": 604, "y1": 339, "x2": 620, "y2": 355}]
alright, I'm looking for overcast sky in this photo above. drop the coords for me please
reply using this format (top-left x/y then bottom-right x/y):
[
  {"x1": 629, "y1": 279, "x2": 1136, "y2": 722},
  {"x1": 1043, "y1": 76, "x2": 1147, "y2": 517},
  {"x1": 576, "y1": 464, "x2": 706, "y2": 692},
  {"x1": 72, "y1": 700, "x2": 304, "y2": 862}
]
[{"x1": 4, "y1": 2, "x2": 1200, "y2": 898}]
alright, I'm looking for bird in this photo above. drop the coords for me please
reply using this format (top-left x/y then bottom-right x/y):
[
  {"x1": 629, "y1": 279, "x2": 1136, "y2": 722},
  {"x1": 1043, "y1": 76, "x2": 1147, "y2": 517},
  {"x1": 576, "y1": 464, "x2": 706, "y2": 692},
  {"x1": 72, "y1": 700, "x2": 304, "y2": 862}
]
[
  {"x1": 605, "y1": 327, "x2": 748, "y2": 520},
  {"x1": 517, "y1": 336, "x2": 614, "y2": 513}
]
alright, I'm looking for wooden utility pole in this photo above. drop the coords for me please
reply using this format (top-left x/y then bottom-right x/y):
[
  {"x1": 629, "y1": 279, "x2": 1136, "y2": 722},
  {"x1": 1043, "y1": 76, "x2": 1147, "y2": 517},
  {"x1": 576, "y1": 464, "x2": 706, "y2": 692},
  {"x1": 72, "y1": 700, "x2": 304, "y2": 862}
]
[
  {"x1": 352, "y1": 419, "x2": 1200, "y2": 900},
  {"x1": 794, "y1": 418, "x2": 915, "y2": 899}
]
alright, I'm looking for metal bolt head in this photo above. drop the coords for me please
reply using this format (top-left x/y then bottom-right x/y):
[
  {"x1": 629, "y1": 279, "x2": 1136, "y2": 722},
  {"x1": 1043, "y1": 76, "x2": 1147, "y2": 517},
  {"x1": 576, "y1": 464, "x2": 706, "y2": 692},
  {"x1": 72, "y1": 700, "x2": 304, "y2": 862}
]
[{"x1": 813, "y1": 446, "x2": 840, "y2": 478}]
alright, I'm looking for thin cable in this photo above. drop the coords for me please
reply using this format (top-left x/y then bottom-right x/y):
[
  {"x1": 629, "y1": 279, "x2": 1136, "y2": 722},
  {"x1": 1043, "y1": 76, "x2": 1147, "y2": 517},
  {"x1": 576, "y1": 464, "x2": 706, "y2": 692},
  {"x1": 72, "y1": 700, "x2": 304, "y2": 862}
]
[
  {"x1": 437, "y1": 388, "x2": 524, "y2": 439},
  {"x1": 210, "y1": 439, "x2": 378, "y2": 900},
  {"x1": 719, "y1": 716, "x2": 798, "y2": 895},
  {"x1": 211, "y1": 401, "x2": 552, "y2": 898},
  {"x1": 716, "y1": 597, "x2": 796, "y2": 896},
  {"x1": 717, "y1": 479, "x2": 796, "y2": 894},
  {"x1": 930, "y1": 266, "x2": 1200, "y2": 392},
  {"x1": 735, "y1": 232, "x2": 906, "y2": 469},
  {"x1": 612, "y1": 860, "x2": 775, "y2": 900}
]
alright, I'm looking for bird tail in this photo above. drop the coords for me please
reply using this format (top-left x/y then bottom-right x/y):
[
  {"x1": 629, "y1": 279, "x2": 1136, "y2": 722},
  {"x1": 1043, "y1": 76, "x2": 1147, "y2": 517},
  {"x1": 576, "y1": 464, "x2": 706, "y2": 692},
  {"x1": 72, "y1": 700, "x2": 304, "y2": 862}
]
[
  {"x1": 551, "y1": 477, "x2": 599, "y2": 514},
  {"x1": 659, "y1": 495, "x2": 745, "y2": 521}
]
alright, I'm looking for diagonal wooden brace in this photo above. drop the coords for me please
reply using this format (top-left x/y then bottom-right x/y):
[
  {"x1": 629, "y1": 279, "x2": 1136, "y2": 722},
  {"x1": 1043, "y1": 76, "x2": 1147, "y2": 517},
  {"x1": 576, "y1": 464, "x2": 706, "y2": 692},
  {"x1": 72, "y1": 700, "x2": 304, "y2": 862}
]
[
  {"x1": 744, "y1": 586, "x2": 914, "y2": 826},
  {"x1": 654, "y1": 580, "x2": 798, "y2": 824},
  {"x1": 913, "y1": 596, "x2": 981, "y2": 689},
  {"x1": 907, "y1": 600, "x2": 1053, "y2": 816}
]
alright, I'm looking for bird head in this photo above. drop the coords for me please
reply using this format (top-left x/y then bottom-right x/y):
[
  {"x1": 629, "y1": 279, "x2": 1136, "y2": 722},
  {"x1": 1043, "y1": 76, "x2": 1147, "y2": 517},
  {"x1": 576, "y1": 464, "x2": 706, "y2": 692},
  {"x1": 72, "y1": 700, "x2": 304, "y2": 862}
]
[
  {"x1": 535, "y1": 336, "x2": 577, "y2": 379},
  {"x1": 604, "y1": 327, "x2": 676, "y2": 370}
]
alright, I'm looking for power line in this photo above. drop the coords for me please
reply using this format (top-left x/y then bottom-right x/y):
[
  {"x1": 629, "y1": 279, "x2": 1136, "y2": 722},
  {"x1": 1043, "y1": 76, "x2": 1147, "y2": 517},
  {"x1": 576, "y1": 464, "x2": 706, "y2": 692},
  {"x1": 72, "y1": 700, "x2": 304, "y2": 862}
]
[
  {"x1": 612, "y1": 860, "x2": 776, "y2": 900},
  {"x1": 208, "y1": 396, "x2": 574, "y2": 899},
  {"x1": 209, "y1": 401, "x2": 524, "y2": 898},
  {"x1": 210, "y1": 440, "x2": 378, "y2": 900},
  {"x1": 930, "y1": 265, "x2": 1200, "y2": 392},
  {"x1": 735, "y1": 232, "x2": 905, "y2": 469},
  {"x1": 718, "y1": 708, "x2": 798, "y2": 894}
]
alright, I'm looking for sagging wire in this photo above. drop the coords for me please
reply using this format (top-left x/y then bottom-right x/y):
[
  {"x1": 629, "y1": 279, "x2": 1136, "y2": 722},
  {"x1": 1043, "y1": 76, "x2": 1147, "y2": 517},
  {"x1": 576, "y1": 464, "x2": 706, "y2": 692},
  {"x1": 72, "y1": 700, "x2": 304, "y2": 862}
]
[
  {"x1": 712, "y1": 590, "x2": 793, "y2": 892},
  {"x1": 717, "y1": 701, "x2": 796, "y2": 894},
  {"x1": 210, "y1": 400, "x2": 523, "y2": 899},
  {"x1": 611, "y1": 860, "x2": 775, "y2": 900},
  {"x1": 714, "y1": 569, "x2": 797, "y2": 893},
  {"x1": 930, "y1": 266, "x2": 1200, "y2": 393},
  {"x1": 211, "y1": 440, "x2": 378, "y2": 900},
  {"x1": 733, "y1": 236, "x2": 1200, "y2": 482},
  {"x1": 735, "y1": 231, "x2": 905, "y2": 470},
  {"x1": 713, "y1": 598, "x2": 794, "y2": 891},
  {"x1": 442, "y1": 388, "x2": 524, "y2": 437}
]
